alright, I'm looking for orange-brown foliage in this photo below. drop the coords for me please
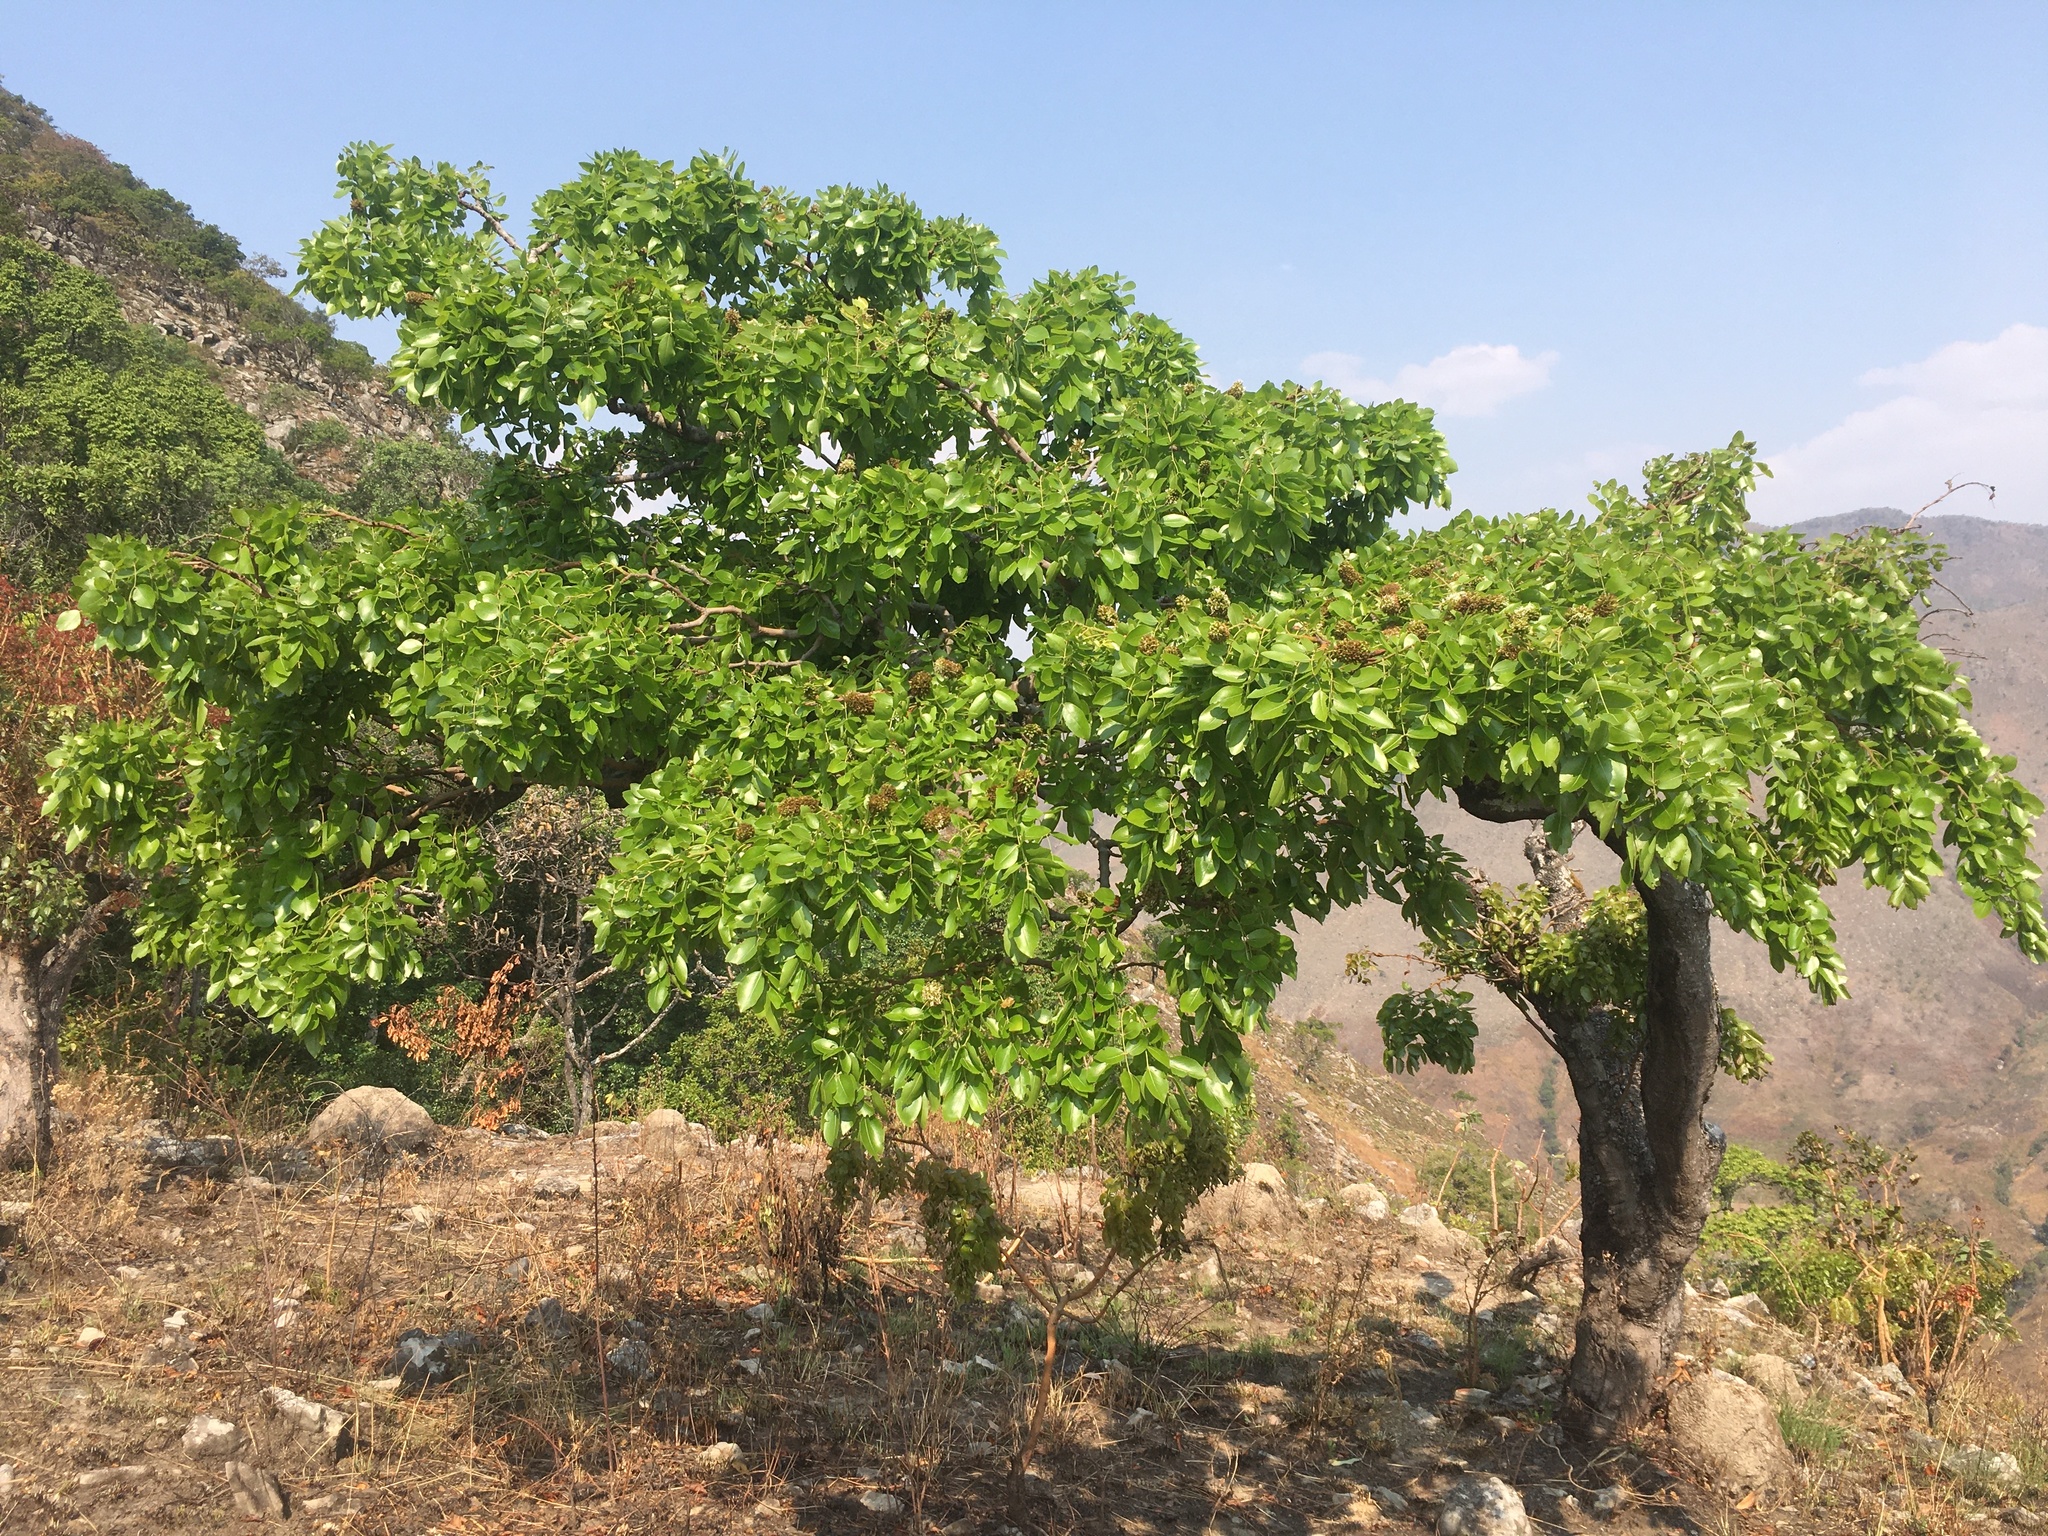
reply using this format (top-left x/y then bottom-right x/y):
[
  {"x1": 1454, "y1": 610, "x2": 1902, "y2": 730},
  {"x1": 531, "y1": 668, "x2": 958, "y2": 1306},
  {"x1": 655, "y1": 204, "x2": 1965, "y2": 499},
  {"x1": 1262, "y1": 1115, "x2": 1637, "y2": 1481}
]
[{"x1": 371, "y1": 958, "x2": 535, "y2": 1130}]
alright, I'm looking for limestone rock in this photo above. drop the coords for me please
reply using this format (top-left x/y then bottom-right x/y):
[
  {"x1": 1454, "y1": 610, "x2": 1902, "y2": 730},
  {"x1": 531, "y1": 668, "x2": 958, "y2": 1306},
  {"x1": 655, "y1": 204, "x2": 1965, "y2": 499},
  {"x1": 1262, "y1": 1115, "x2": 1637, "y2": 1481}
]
[
  {"x1": 1664, "y1": 1368, "x2": 1794, "y2": 1498},
  {"x1": 698, "y1": 1441, "x2": 746, "y2": 1471},
  {"x1": 1736, "y1": 1352, "x2": 1803, "y2": 1403},
  {"x1": 180, "y1": 1413, "x2": 239, "y2": 1458},
  {"x1": 1192, "y1": 1162, "x2": 1297, "y2": 1233},
  {"x1": 1008, "y1": 1175, "x2": 1103, "y2": 1228},
  {"x1": 1338, "y1": 1181, "x2": 1391, "y2": 1220},
  {"x1": 640, "y1": 1107, "x2": 709, "y2": 1161},
  {"x1": 225, "y1": 1460, "x2": 289, "y2": 1520},
  {"x1": 304, "y1": 1086, "x2": 436, "y2": 1151},
  {"x1": 1398, "y1": 1202, "x2": 1480, "y2": 1260},
  {"x1": 260, "y1": 1384, "x2": 351, "y2": 1457},
  {"x1": 1436, "y1": 1473, "x2": 1532, "y2": 1535},
  {"x1": 606, "y1": 1338, "x2": 654, "y2": 1380}
]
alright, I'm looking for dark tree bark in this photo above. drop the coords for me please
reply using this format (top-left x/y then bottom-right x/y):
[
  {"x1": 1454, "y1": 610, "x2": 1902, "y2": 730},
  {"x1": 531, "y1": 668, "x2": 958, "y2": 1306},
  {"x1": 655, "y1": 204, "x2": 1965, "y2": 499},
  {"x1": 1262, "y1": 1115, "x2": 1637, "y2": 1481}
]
[
  {"x1": 1454, "y1": 785, "x2": 1726, "y2": 1438},
  {"x1": 1551, "y1": 873, "x2": 1724, "y2": 1437}
]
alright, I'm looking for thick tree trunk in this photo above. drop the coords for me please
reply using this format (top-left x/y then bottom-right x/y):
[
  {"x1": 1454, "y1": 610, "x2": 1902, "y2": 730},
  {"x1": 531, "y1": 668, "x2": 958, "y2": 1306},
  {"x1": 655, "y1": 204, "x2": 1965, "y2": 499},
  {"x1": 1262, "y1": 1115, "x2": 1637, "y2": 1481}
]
[{"x1": 1556, "y1": 874, "x2": 1725, "y2": 1439}]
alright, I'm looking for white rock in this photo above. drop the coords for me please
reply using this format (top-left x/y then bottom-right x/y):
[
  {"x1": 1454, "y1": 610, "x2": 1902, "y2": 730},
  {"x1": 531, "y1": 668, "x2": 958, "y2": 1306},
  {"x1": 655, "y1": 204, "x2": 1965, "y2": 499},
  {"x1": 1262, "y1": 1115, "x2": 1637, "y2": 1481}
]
[
  {"x1": 76, "y1": 1464, "x2": 149, "y2": 1488},
  {"x1": 261, "y1": 1384, "x2": 350, "y2": 1451},
  {"x1": 860, "y1": 1490, "x2": 903, "y2": 1513},
  {"x1": 1664, "y1": 1369, "x2": 1793, "y2": 1497},
  {"x1": 75, "y1": 1326, "x2": 106, "y2": 1349},
  {"x1": 180, "y1": 1413, "x2": 239, "y2": 1458},
  {"x1": 698, "y1": 1440, "x2": 746, "y2": 1470},
  {"x1": 1436, "y1": 1473, "x2": 1532, "y2": 1535},
  {"x1": 1191, "y1": 1161, "x2": 1298, "y2": 1233}
]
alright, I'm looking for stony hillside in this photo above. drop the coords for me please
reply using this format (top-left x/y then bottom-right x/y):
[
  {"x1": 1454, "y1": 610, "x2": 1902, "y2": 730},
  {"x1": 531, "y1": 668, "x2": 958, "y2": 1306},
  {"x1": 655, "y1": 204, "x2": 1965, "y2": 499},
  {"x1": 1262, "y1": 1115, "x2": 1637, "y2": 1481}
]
[
  {"x1": 0, "y1": 83, "x2": 443, "y2": 489},
  {"x1": 5, "y1": 1050, "x2": 2037, "y2": 1532}
]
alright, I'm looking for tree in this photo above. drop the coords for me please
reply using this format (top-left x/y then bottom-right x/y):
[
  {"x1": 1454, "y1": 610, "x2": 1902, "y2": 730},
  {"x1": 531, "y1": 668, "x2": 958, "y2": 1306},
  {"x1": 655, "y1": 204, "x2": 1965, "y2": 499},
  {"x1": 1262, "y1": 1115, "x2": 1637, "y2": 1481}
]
[
  {"x1": 46, "y1": 146, "x2": 2044, "y2": 1436},
  {"x1": 0, "y1": 235, "x2": 302, "y2": 589},
  {"x1": 480, "y1": 785, "x2": 673, "y2": 1130},
  {"x1": 0, "y1": 577, "x2": 154, "y2": 1166}
]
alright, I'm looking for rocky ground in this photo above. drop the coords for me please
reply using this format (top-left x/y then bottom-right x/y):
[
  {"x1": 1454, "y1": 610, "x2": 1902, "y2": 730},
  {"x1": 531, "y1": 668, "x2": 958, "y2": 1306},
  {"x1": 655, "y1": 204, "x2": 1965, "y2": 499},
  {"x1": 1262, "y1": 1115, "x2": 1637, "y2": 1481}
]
[{"x1": 2, "y1": 1048, "x2": 2046, "y2": 1535}]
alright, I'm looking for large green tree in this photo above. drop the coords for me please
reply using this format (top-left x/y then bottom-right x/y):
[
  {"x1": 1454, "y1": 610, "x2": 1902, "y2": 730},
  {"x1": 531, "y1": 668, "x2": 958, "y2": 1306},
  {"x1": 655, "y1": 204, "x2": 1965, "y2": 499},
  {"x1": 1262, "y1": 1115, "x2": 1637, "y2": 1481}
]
[{"x1": 46, "y1": 147, "x2": 2045, "y2": 1434}]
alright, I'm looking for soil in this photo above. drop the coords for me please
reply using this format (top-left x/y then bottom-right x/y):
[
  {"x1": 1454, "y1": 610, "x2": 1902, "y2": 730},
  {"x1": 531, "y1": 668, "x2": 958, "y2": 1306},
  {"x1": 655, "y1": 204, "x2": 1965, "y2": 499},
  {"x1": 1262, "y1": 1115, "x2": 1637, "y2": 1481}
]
[{"x1": 1, "y1": 1050, "x2": 2042, "y2": 1535}]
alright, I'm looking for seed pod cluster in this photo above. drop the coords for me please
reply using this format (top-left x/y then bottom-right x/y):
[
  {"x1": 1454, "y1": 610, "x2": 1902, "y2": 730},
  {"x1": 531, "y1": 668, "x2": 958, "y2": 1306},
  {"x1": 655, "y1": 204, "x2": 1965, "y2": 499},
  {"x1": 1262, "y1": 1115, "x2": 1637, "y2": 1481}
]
[
  {"x1": 866, "y1": 784, "x2": 899, "y2": 813},
  {"x1": 1446, "y1": 592, "x2": 1506, "y2": 616},
  {"x1": 935, "y1": 658, "x2": 964, "y2": 680},
  {"x1": 921, "y1": 805, "x2": 955, "y2": 832},
  {"x1": 1337, "y1": 561, "x2": 1365, "y2": 589},
  {"x1": 775, "y1": 795, "x2": 821, "y2": 817},
  {"x1": 1207, "y1": 621, "x2": 1232, "y2": 644},
  {"x1": 1330, "y1": 638, "x2": 1380, "y2": 666},
  {"x1": 906, "y1": 670, "x2": 934, "y2": 699},
  {"x1": 839, "y1": 690, "x2": 876, "y2": 716},
  {"x1": 1205, "y1": 589, "x2": 1231, "y2": 618}
]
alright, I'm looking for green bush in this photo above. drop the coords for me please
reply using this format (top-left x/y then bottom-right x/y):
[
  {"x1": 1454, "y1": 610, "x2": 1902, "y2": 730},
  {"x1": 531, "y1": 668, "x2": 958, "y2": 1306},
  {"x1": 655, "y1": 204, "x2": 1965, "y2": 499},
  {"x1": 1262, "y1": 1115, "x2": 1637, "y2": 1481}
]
[
  {"x1": 658, "y1": 990, "x2": 815, "y2": 1137},
  {"x1": 282, "y1": 417, "x2": 352, "y2": 455}
]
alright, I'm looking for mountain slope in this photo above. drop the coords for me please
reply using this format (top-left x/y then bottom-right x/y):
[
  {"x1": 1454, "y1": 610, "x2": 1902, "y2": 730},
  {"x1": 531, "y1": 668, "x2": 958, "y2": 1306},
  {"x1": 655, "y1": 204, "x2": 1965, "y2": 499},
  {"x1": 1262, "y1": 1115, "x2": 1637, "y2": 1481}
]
[{"x1": 0, "y1": 83, "x2": 447, "y2": 488}]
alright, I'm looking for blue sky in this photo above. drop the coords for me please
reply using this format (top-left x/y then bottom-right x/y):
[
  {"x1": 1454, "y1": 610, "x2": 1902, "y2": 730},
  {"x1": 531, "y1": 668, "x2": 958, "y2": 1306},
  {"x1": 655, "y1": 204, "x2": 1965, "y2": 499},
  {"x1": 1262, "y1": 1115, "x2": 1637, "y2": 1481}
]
[{"x1": 6, "y1": 2, "x2": 2045, "y2": 522}]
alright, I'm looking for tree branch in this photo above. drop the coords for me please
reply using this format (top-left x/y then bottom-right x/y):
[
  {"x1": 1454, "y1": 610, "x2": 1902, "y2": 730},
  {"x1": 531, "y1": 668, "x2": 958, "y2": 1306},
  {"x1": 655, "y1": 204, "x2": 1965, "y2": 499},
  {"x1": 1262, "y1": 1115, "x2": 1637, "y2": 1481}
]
[
  {"x1": 36, "y1": 891, "x2": 133, "y2": 1017},
  {"x1": 594, "y1": 999, "x2": 678, "y2": 1066},
  {"x1": 929, "y1": 373, "x2": 1035, "y2": 468},
  {"x1": 607, "y1": 397, "x2": 717, "y2": 447}
]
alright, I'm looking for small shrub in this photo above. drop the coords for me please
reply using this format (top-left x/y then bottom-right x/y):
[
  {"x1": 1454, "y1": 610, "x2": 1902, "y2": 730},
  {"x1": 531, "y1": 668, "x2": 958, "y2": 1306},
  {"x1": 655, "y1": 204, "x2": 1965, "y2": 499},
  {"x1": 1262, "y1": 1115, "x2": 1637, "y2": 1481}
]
[
  {"x1": 282, "y1": 417, "x2": 352, "y2": 456},
  {"x1": 1777, "y1": 1398, "x2": 1848, "y2": 1459}
]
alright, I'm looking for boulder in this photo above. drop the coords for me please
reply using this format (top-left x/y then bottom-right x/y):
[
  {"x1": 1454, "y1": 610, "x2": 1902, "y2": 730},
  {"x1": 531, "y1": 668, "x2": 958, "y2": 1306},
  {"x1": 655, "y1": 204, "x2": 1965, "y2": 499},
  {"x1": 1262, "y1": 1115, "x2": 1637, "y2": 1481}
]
[
  {"x1": 606, "y1": 1338, "x2": 654, "y2": 1380},
  {"x1": 1436, "y1": 1473, "x2": 1532, "y2": 1535},
  {"x1": 261, "y1": 1384, "x2": 351, "y2": 1458},
  {"x1": 1736, "y1": 1352, "x2": 1803, "y2": 1403},
  {"x1": 1008, "y1": 1176, "x2": 1103, "y2": 1229},
  {"x1": 640, "y1": 1107, "x2": 708, "y2": 1161},
  {"x1": 179, "y1": 1413, "x2": 239, "y2": 1458},
  {"x1": 1192, "y1": 1162, "x2": 1297, "y2": 1234},
  {"x1": 225, "y1": 1461, "x2": 289, "y2": 1521},
  {"x1": 386, "y1": 1327, "x2": 477, "y2": 1393},
  {"x1": 1337, "y1": 1182, "x2": 1392, "y2": 1220},
  {"x1": 1398, "y1": 1202, "x2": 1480, "y2": 1260},
  {"x1": 304, "y1": 1087, "x2": 437, "y2": 1151},
  {"x1": 1664, "y1": 1368, "x2": 1794, "y2": 1498}
]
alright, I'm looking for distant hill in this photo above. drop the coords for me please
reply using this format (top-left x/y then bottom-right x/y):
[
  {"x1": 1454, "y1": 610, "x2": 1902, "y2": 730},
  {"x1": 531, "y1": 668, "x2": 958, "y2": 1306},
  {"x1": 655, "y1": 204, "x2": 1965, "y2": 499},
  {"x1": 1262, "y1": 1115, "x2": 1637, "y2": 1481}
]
[{"x1": 0, "y1": 82, "x2": 447, "y2": 488}]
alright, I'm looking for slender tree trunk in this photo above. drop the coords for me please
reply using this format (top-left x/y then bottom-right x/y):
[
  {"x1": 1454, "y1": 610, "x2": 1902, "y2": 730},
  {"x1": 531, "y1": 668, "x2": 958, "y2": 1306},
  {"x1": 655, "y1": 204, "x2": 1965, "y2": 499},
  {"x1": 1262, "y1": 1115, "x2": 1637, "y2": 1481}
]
[
  {"x1": 1, "y1": 897, "x2": 129, "y2": 1170},
  {"x1": 0, "y1": 945, "x2": 46, "y2": 1169},
  {"x1": 1555, "y1": 874, "x2": 1725, "y2": 1439}
]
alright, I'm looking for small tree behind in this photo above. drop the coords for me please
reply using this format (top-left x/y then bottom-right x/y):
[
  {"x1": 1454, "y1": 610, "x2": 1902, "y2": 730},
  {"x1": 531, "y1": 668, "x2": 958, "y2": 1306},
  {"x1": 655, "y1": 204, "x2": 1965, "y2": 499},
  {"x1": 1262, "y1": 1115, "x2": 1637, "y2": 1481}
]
[{"x1": 0, "y1": 577, "x2": 153, "y2": 1165}]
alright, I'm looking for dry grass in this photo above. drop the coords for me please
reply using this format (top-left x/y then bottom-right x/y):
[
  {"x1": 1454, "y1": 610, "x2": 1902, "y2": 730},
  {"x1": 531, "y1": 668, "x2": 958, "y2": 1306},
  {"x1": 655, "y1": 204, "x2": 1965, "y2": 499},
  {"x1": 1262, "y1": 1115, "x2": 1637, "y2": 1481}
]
[{"x1": 2, "y1": 1068, "x2": 2045, "y2": 1535}]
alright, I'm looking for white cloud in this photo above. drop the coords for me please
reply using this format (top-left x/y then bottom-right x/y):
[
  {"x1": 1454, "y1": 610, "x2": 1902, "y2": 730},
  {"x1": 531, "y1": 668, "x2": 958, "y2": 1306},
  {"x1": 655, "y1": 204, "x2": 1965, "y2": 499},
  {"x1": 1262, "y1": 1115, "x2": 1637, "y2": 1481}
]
[
  {"x1": 1752, "y1": 323, "x2": 2048, "y2": 524},
  {"x1": 1302, "y1": 342, "x2": 1558, "y2": 418}
]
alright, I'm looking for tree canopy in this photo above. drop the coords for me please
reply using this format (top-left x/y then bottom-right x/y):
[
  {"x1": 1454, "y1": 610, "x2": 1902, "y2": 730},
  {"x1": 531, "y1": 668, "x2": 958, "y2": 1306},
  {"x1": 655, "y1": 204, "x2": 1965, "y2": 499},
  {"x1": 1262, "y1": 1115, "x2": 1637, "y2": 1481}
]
[{"x1": 46, "y1": 146, "x2": 2047, "y2": 1176}]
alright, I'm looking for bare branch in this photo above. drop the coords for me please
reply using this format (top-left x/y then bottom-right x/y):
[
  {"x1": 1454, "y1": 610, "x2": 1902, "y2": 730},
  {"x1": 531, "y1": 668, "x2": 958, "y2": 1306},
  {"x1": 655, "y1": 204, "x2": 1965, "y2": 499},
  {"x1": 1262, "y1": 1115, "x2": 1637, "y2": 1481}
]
[{"x1": 594, "y1": 1000, "x2": 680, "y2": 1066}]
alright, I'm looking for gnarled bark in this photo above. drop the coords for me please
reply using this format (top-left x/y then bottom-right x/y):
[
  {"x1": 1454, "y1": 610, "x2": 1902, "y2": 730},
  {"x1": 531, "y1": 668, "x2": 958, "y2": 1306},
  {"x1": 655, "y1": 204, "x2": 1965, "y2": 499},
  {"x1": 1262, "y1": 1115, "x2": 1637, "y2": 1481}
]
[
  {"x1": 1552, "y1": 874, "x2": 1725, "y2": 1437},
  {"x1": 1453, "y1": 790, "x2": 1727, "y2": 1439},
  {"x1": 0, "y1": 947, "x2": 42, "y2": 1169}
]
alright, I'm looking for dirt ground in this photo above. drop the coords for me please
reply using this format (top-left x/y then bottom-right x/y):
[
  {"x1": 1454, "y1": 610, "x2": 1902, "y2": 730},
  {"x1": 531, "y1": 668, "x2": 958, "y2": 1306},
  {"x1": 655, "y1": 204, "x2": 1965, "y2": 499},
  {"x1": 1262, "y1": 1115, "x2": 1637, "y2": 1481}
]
[{"x1": 2, "y1": 1050, "x2": 2044, "y2": 1535}]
